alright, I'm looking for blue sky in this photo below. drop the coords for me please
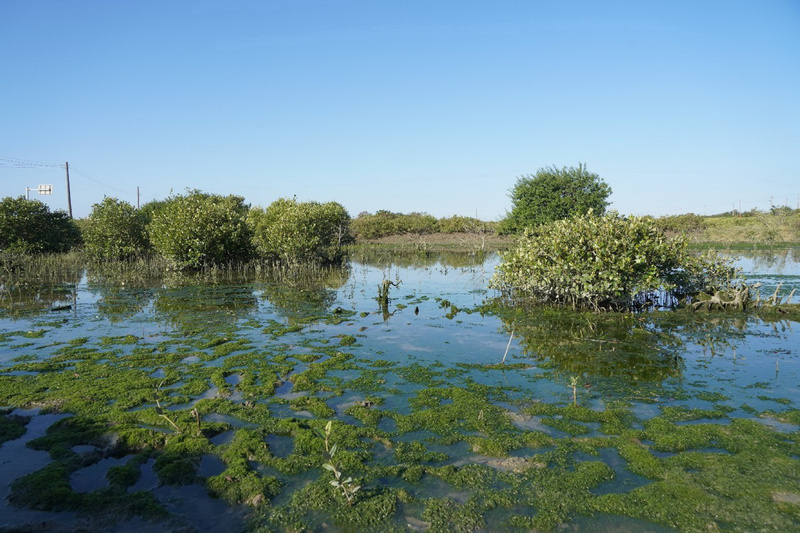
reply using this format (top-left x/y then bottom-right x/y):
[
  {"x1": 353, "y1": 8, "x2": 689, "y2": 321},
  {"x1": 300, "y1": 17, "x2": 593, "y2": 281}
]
[{"x1": 2, "y1": 0, "x2": 799, "y2": 220}]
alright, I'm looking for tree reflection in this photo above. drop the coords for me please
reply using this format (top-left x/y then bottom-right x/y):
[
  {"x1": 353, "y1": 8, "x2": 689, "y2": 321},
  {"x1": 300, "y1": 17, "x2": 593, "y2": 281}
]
[
  {"x1": 492, "y1": 304, "x2": 754, "y2": 382},
  {"x1": 0, "y1": 264, "x2": 82, "y2": 318},
  {"x1": 152, "y1": 272, "x2": 259, "y2": 333},
  {"x1": 256, "y1": 264, "x2": 350, "y2": 324},
  {"x1": 351, "y1": 249, "x2": 491, "y2": 270},
  {"x1": 85, "y1": 269, "x2": 157, "y2": 324}
]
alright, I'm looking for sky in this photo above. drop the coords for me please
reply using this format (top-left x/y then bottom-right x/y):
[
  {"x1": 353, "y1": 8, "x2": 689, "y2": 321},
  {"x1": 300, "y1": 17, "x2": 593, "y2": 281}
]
[{"x1": 1, "y1": 0, "x2": 799, "y2": 220}]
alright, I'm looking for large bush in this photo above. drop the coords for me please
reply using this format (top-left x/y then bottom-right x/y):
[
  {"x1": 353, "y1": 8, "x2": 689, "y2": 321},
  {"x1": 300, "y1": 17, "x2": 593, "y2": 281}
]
[
  {"x1": 0, "y1": 196, "x2": 81, "y2": 254},
  {"x1": 500, "y1": 164, "x2": 612, "y2": 234},
  {"x1": 83, "y1": 197, "x2": 149, "y2": 260},
  {"x1": 490, "y1": 212, "x2": 738, "y2": 311},
  {"x1": 148, "y1": 191, "x2": 254, "y2": 270},
  {"x1": 248, "y1": 198, "x2": 351, "y2": 264}
]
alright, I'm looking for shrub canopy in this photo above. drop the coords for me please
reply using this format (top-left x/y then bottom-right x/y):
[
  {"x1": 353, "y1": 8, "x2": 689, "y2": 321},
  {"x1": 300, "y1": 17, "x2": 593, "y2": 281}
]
[
  {"x1": 0, "y1": 196, "x2": 81, "y2": 254},
  {"x1": 83, "y1": 197, "x2": 149, "y2": 260},
  {"x1": 501, "y1": 164, "x2": 611, "y2": 233},
  {"x1": 490, "y1": 212, "x2": 738, "y2": 311},
  {"x1": 350, "y1": 210, "x2": 438, "y2": 239},
  {"x1": 249, "y1": 198, "x2": 351, "y2": 264},
  {"x1": 148, "y1": 191, "x2": 254, "y2": 270}
]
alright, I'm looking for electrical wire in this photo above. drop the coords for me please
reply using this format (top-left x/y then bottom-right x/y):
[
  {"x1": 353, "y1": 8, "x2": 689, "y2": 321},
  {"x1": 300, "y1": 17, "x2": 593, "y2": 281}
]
[
  {"x1": 67, "y1": 165, "x2": 135, "y2": 197},
  {"x1": 0, "y1": 156, "x2": 62, "y2": 168}
]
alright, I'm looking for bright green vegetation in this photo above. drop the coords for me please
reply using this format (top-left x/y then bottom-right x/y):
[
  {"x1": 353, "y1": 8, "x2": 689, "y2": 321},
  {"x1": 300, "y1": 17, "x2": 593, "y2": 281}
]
[
  {"x1": 491, "y1": 212, "x2": 739, "y2": 310},
  {"x1": 656, "y1": 207, "x2": 800, "y2": 245},
  {"x1": 147, "y1": 190, "x2": 255, "y2": 270},
  {"x1": 0, "y1": 196, "x2": 81, "y2": 254},
  {"x1": 248, "y1": 198, "x2": 352, "y2": 264},
  {"x1": 0, "y1": 252, "x2": 798, "y2": 531},
  {"x1": 2, "y1": 333, "x2": 798, "y2": 531},
  {"x1": 83, "y1": 197, "x2": 149, "y2": 261},
  {"x1": 500, "y1": 163, "x2": 612, "y2": 234},
  {"x1": 350, "y1": 210, "x2": 494, "y2": 240}
]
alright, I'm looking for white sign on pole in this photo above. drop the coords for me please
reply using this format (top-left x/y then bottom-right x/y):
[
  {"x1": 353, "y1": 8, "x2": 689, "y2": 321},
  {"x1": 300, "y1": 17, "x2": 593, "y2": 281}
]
[{"x1": 38, "y1": 184, "x2": 53, "y2": 195}]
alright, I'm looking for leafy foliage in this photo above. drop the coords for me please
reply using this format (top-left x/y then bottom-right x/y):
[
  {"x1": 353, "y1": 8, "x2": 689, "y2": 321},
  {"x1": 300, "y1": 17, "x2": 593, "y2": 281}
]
[
  {"x1": 490, "y1": 212, "x2": 739, "y2": 310},
  {"x1": 147, "y1": 190, "x2": 254, "y2": 270},
  {"x1": 83, "y1": 197, "x2": 149, "y2": 260},
  {"x1": 249, "y1": 198, "x2": 351, "y2": 264},
  {"x1": 653, "y1": 213, "x2": 707, "y2": 235},
  {"x1": 350, "y1": 210, "x2": 438, "y2": 239},
  {"x1": 501, "y1": 164, "x2": 612, "y2": 233},
  {"x1": 436, "y1": 215, "x2": 491, "y2": 234},
  {"x1": 0, "y1": 196, "x2": 81, "y2": 254}
]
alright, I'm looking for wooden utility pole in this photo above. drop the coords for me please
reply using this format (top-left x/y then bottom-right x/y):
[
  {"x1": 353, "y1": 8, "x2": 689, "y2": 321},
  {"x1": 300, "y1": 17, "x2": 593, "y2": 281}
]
[{"x1": 65, "y1": 162, "x2": 73, "y2": 218}]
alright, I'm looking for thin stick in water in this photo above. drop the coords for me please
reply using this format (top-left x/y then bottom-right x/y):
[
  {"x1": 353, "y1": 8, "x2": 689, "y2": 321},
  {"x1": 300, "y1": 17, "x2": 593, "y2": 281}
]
[{"x1": 501, "y1": 329, "x2": 514, "y2": 364}]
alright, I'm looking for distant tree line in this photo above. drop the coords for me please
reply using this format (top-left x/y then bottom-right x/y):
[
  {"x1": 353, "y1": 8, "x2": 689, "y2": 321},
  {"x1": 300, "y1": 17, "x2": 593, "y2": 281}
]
[
  {"x1": 0, "y1": 191, "x2": 354, "y2": 270},
  {"x1": 0, "y1": 192, "x2": 500, "y2": 269},
  {"x1": 350, "y1": 211, "x2": 493, "y2": 239}
]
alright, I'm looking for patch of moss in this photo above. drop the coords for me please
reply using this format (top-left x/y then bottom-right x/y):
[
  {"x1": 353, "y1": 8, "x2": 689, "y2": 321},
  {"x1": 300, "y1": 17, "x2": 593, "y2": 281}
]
[
  {"x1": 153, "y1": 452, "x2": 198, "y2": 485},
  {"x1": 0, "y1": 409, "x2": 28, "y2": 444},
  {"x1": 423, "y1": 497, "x2": 485, "y2": 533},
  {"x1": 290, "y1": 396, "x2": 335, "y2": 418}
]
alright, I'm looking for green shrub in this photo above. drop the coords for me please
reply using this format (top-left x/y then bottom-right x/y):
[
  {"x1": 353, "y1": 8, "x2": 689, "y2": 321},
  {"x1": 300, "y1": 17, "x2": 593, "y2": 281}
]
[
  {"x1": 147, "y1": 190, "x2": 254, "y2": 270},
  {"x1": 0, "y1": 196, "x2": 81, "y2": 254},
  {"x1": 436, "y1": 215, "x2": 488, "y2": 234},
  {"x1": 83, "y1": 197, "x2": 149, "y2": 260},
  {"x1": 490, "y1": 212, "x2": 738, "y2": 310},
  {"x1": 654, "y1": 213, "x2": 707, "y2": 234},
  {"x1": 500, "y1": 164, "x2": 612, "y2": 234},
  {"x1": 351, "y1": 210, "x2": 438, "y2": 239},
  {"x1": 248, "y1": 198, "x2": 351, "y2": 264}
]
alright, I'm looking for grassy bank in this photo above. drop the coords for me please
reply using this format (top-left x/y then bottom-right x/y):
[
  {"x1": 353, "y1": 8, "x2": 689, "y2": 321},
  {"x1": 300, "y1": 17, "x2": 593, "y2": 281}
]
[{"x1": 657, "y1": 209, "x2": 800, "y2": 246}]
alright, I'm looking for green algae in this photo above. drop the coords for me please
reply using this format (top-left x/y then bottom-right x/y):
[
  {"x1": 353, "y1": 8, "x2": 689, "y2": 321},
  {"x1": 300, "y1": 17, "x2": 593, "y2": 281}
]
[
  {"x1": 0, "y1": 408, "x2": 28, "y2": 444},
  {"x1": 1, "y1": 256, "x2": 798, "y2": 531}
]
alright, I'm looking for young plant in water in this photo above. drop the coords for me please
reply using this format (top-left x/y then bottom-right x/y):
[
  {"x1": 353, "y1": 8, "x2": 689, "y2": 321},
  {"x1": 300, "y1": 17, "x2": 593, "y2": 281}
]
[
  {"x1": 318, "y1": 420, "x2": 360, "y2": 506},
  {"x1": 155, "y1": 380, "x2": 181, "y2": 433},
  {"x1": 570, "y1": 375, "x2": 580, "y2": 407}
]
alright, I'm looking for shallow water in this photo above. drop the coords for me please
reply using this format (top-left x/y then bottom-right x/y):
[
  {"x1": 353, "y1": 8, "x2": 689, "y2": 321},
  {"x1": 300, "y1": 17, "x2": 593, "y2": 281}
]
[{"x1": 1, "y1": 249, "x2": 799, "y2": 531}]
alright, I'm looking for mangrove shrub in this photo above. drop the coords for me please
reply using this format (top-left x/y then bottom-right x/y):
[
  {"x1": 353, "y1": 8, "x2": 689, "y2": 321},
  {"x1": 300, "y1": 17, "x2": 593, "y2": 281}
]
[
  {"x1": 0, "y1": 196, "x2": 81, "y2": 254},
  {"x1": 83, "y1": 197, "x2": 149, "y2": 260},
  {"x1": 350, "y1": 210, "x2": 438, "y2": 239},
  {"x1": 248, "y1": 198, "x2": 351, "y2": 264},
  {"x1": 501, "y1": 164, "x2": 611, "y2": 234},
  {"x1": 148, "y1": 191, "x2": 254, "y2": 270},
  {"x1": 490, "y1": 212, "x2": 738, "y2": 311}
]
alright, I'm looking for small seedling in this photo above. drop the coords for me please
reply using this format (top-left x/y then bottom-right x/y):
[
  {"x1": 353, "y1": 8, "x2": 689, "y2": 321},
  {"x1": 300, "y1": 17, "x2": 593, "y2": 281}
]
[
  {"x1": 318, "y1": 420, "x2": 361, "y2": 506},
  {"x1": 570, "y1": 375, "x2": 580, "y2": 407},
  {"x1": 154, "y1": 380, "x2": 181, "y2": 433}
]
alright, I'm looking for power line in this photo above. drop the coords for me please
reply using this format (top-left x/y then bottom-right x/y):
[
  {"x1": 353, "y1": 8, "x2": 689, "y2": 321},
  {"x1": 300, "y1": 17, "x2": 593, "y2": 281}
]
[
  {"x1": 0, "y1": 156, "x2": 62, "y2": 168},
  {"x1": 67, "y1": 165, "x2": 135, "y2": 197}
]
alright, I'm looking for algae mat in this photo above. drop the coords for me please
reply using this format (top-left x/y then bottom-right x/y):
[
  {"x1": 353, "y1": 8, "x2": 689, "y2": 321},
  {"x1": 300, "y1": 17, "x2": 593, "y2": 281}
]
[{"x1": 1, "y1": 251, "x2": 799, "y2": 531}]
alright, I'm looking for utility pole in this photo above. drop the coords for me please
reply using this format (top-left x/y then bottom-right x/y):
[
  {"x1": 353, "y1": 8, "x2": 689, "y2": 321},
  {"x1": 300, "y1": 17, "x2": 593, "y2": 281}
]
[
  {"x1": 137, "y1": 186, "x2": 140, "y2": 209},
  {"x1": 65, "y1": 162, "x2": 73, "y2": 219}
]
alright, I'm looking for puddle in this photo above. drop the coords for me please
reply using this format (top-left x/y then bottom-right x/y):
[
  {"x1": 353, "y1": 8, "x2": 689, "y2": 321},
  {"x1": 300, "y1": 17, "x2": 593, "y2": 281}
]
[
  {"x1": 0, "y1": 410, "x2": 75, "y2": 527},
  {"x1": 152, "y1": 483, "x2": 247, "y2": 532},
  {"x1": 265, "y1": 434, "x2": 294, "y2": 458},
  {"x1": 198, "y1": 454, "x2": 226, "y2": 478},
  {"x1": 591, "y1": 448, "x2": 651, "y2": 495},
  {"x1": 71, "y1": 455, "x2": 130, "y2": 493},
  {"x1": 129, "y1": 458, "x2": 159, "y2": 493}
]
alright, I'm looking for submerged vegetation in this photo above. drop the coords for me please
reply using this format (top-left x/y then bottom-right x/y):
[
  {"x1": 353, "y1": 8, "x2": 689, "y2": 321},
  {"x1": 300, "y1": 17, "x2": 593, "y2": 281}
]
[{"x1": 0, "y1": 248, "x2": 798, "y2": 531}]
